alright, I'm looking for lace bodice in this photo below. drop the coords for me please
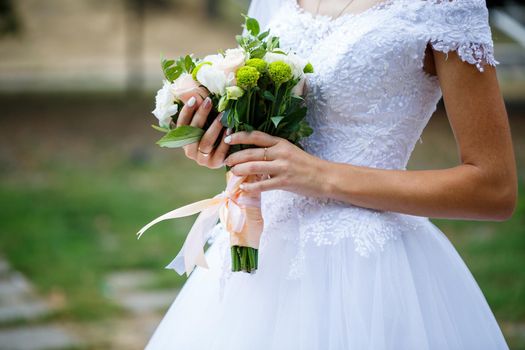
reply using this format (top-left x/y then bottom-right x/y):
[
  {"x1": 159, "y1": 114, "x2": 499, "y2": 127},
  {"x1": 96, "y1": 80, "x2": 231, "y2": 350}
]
[{"x1": 235, "y1": 0, "x2": 499, "y2": 279}]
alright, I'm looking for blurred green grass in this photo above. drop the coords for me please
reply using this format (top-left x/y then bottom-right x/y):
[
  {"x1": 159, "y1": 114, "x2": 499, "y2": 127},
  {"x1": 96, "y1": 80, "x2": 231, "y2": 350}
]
[
  {"x1": 0, "y1": 94, "x2": 228, "y2": 321},
  {"x1": 0, "y1": 94, "x2": 523, "y2": 346}
]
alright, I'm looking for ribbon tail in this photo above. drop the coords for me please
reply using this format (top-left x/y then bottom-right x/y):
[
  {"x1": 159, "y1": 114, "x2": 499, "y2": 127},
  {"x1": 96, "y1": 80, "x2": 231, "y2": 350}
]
[
  {"x1": 136, "y1": 197, "x2": 222, "y2": 239},
  {"x1": 165, "y1": 205, "x2": 221, "y2": 276},
  {"x1": 228, "y1": 201, "x2": 246, "y2": 233}
]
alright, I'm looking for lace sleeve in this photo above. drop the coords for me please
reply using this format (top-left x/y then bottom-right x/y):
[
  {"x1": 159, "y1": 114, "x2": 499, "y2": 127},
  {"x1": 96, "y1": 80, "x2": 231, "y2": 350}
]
[{"x1": 424, "y1": 0, "x2": 499, "y2": 72}]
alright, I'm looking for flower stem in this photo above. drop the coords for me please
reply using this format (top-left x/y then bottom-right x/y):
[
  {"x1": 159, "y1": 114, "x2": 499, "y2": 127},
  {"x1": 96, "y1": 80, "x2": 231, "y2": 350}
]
[
  {"x1": 246, "y1": 89, "x2": 252, "y2": 126},
  {"x1": 230, "y1": 246, "x2": 258, "y2": 273}
]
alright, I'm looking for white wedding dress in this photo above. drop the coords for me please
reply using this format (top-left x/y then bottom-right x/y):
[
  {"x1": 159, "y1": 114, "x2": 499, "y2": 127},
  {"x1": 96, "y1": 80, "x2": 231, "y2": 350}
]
[{"x1": 145, "y1": 0, "x2": 510, "y2": 348}]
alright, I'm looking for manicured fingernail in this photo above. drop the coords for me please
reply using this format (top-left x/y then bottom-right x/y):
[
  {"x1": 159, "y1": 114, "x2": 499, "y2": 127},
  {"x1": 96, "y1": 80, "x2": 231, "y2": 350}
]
[
  {"x1": 216, "y1": 112, "x2": 223, "y2": 121},
  {"x1": 204, "y1": 97, "x2": 211, "y2": 108},
  {"x1": 224, "y1": 135, "x2": 231, "y2": 144},
  {"x1": 187, "y1": 96, "x2": 196, "y2": 107},
  {"x1": 226, "y1": 128, "x2": 232, "y2": 135}
]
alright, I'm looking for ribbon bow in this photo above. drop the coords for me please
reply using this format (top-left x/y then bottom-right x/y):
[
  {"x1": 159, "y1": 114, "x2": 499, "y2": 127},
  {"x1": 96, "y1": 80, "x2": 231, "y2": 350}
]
[{"x1": 137, "y1": 172, "x2": 251, "y2": 276}]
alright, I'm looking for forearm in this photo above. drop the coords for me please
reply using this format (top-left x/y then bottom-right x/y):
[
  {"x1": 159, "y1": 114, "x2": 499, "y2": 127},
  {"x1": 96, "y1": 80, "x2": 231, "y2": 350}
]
[{"x1": 317, "y1": 159, "x2": 515, "y2": 221}]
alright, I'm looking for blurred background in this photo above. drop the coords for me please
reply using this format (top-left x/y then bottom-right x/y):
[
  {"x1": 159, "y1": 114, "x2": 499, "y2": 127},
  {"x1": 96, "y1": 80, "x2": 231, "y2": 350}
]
[{"x1": 0, "y1": 0, "x2": 523, "y2": 349}]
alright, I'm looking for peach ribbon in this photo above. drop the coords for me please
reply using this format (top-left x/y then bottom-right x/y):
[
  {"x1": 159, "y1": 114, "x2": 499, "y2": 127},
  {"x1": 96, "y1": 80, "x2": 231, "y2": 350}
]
[{"x1": 136, "y1": 172, "x2": 257, "y2": 276}]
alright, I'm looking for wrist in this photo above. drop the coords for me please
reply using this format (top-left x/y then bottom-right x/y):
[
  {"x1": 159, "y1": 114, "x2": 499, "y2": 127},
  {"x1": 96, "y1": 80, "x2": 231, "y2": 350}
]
[
  {"x1": 316, "y1": 160, "x2": 356, "y2": 203},
  {"x1": 313, "y1": 158, "x2": 338, "y2": 199}
]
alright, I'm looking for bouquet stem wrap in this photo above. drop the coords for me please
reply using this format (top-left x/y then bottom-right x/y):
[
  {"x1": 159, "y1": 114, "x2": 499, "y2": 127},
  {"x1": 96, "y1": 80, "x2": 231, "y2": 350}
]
[
  {"x1": 227, "y1": 171, "x2": 263, "y2": 273},
  {"x1": 136, "y1": 170, "x2": 263, "y2": 276}
]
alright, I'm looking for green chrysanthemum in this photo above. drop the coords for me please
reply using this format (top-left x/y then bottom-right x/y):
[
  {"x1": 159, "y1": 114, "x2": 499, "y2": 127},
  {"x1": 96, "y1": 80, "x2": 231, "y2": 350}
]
[
  {"x1": 191, "y1": 61, "x2": 211, "y2": 81},
  {"x1": 245, "y1": 58, "x2": 267, "y2": 73},
  {"x1": 268, "y1": 60, "x2": 292, "y2": 84},
  {"x1": 236, "y1": 65, "x2": 260, "y2": 89}
]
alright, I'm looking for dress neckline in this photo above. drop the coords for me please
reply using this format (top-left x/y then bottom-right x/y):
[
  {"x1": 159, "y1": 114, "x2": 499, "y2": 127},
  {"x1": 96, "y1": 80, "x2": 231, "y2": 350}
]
[{"x1": 290, "y1": 0, "x2": 397, "y2": 24}]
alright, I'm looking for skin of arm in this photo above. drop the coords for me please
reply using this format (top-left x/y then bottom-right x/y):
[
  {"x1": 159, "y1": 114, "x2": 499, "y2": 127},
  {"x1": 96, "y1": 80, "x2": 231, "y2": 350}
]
[{"x1": 223, "y1": 49, "x2": 518, "y2": 221}]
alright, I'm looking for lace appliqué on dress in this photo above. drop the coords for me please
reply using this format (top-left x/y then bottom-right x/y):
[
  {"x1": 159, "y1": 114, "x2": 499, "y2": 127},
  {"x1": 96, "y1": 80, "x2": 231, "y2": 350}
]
[
  {"x1": 422, "y1": 0, "x2": 500, "y2": 72},
  {"x1": 260, "y1": 190, "x2": 431, "y2": 279},
  {"x1": 211, "y1": 0, "x2": 500, "y2": 283}
]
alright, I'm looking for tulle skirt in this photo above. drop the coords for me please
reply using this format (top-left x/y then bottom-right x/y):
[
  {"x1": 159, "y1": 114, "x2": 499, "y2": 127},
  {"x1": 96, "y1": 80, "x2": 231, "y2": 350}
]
[{"x1": 144, "y1": 207, "x2": 509, "y2": 350}]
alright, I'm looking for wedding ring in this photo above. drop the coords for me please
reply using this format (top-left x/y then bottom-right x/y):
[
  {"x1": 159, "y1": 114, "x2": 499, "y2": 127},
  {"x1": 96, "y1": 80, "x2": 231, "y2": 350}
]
[
  {"x1": 198, "y1": 146, "x2": 210, "y2": 157},
  {"x1": 263, "y1": 147, "x2": 268, "y2": 161}
]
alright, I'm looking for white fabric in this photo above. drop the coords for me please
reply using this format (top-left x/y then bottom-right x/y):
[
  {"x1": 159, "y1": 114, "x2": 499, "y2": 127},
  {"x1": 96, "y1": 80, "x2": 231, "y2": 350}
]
[
  {"x1": 242, "y1": 0, "x2": 285, "y2": 35},
  {"x1": 145, "y1": 0, "x2": 509, "y2": 349}
]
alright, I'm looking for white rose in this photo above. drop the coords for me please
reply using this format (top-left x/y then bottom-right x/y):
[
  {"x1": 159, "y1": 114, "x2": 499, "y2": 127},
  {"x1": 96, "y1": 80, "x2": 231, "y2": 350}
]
[
  {"x1": 197, "y1": 64, "x2": 235, "y2": 96},
  {"x1": 171, "y1": 73, "x2": 201, "y2": 100},
  {"x1": 201, "y1": 53, "x2": 223, "y2": 65},
  {"x1": 216, "y1": 48, "x2": 248, "y2": 76},
  {"x1": 152, "y1": 80, "x2": 178, "y2": 128}
]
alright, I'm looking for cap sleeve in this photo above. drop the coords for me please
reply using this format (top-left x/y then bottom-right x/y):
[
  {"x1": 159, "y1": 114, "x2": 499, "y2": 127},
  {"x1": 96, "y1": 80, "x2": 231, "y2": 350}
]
[{"x1": 423, "y1": 0, "x2": 499, "y2": 72}]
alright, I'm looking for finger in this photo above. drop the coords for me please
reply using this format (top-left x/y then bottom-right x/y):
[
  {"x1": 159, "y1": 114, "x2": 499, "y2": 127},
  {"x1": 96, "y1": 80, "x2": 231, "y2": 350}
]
[
  {"x1": 210, "y1": 128, "x2": 231, "y2": 167},
  {"x1": 177, "y1": 86, "x2": 209, "y2": 104},
  {"x1": 190, "y1": 96, "x2": 213, "y2": 128},
  {"x1": 195, "y1": 114, "x2": 223, "y2": 166},
  {"x1": 198, "y1": 113, "x2": 224, "y2": 155},
  {"x1": 177, "y1": 95, "x2": 199, "y2": 127},
  {"x1": 224, "y1": 130, "x2": 279, "y2": 147},
  {"x1": 185, "y1": 96, "x2": 213, "y2": 158},
  {"x1": 231, "y1": 160, "x2": 279, "y2": 177},
  {"x1": 183, "y1": 142, "x2": 197, "y2": 160},
  {"x1": 240, "y1": 176, "x2": 281, "y2": 193},
  {"x1": 224, "y1": 147, "x2": 266, "y2": 166}
]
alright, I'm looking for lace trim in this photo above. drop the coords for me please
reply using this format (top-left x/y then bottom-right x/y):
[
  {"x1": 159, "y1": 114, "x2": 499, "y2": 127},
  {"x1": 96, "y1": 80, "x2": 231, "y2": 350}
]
[
  {"x1": 429, "y1": 40, "x2": 499, "y2": 72},
  {"x1": 258, "y1": 191, "x2": 433, "y2": 279},
  {"x1": 422, "y1": 0, "x2": 500, "y2": 72}
]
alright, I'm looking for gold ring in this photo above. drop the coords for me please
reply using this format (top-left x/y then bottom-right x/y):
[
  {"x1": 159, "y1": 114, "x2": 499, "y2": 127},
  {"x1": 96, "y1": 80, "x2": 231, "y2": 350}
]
[
  {"x1": 198, "y1": 146, "x2": 210, "y2": 157},
  {"x1": 263, "y1": 147, "x2": 268, "y2": 161}
]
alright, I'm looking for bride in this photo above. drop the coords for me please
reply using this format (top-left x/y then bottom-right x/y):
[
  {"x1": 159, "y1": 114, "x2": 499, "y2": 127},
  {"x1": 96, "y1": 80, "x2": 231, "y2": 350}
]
[{"x1": 145, "y1": 0, "x2": 517, "y2": 348}]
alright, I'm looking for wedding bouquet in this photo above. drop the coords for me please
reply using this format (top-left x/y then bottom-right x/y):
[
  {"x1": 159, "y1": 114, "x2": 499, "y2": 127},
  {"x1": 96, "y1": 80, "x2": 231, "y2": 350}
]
[{"x1": 137, "y1": 15, "x2": 314, "y2": 275}]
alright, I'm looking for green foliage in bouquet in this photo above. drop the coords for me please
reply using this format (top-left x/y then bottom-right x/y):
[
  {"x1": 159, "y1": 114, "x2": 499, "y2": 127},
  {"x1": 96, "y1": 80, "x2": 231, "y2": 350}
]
[
  {"x1": 161, "y1": 54, "x2": 196, "y2": 83},
  {"x1": 151, "y1": 14, "x2": 313, "y2": 156},
  {"x1": 148, "y1": 14, "x2": 315, "y2": 274}
]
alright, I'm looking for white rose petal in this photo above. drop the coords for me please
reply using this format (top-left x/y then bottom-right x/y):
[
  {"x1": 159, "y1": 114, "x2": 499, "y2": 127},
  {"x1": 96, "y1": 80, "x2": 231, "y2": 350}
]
[
  {"x1": 152, "y1": 80, "x2": 178, "y2": 128},
  {"x1": 216, "y1": 48, "x2": 248, "y2": 74},
  {"x1": 201, "y1": 53, "x2": 223, "y2": 65},
  {"x1": 196, "y1": 64, "x2": 228, "y2": 96}
]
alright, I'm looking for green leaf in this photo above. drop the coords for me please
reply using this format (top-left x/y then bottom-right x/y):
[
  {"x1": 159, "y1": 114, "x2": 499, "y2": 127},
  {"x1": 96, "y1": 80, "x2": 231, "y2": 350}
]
[
  {"x1": 267, "y1": 36, "x2": 280, "y2": 50},
  {"x1": 258, "y1": 29, "x2": 270, "y2": 41},
  {"x1": 250, "y1": 48, "x2": 267, "y2": 59},
  {"x1": 151, "y1": 124, "x2": 170, "y2": 133},
  {"x1": 236, "y1": 95, "x2": 249, "y2": 123},
  {"x1": 263, "y1": 90, "x2": 275, "y2": 101},
  {"x1": 243, "y1": 123, "x2": 254, "y2": 131},
  {"x1": 297, "y1": 120, "x2": 314, "y2": 138},
  {"x1": 184, "y1": 55, "x2": 194, "y2": 73},
  {"x1": 161, "y1": 59, "x2": 175, "y2": 70},
  {"x1": 235, "y1": 34, "x2": 243, "y2": 46},
  {"x1": 271, "y1": 116, "x2": 284, "y2": 128},
  {"x1": 221, "y1": 108, "x2": 234, "y2": 129},
  {"x1": 156, "y1": 125, "x2": 204, "y2": 148},
  {"x1": 246, "y1": 17, "x2": 260, "y2": 36}
]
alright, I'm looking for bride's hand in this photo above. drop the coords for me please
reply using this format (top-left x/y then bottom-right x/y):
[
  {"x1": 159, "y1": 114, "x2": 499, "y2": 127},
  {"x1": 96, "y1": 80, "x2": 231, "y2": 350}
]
[
  {"x1": 223, "y1": 130, "x2": 327, "y2": 195},
  {"x1": 174, "y1": 92, "x2": 231, "y2": 169}
]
